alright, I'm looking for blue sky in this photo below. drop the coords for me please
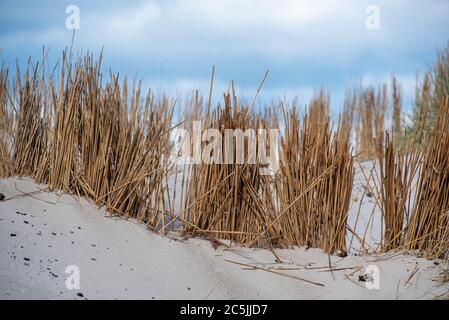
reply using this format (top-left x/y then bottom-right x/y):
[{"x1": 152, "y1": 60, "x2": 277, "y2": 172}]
[{"x1": 1, "y1": 0, "x2": 448, "y2": 112}]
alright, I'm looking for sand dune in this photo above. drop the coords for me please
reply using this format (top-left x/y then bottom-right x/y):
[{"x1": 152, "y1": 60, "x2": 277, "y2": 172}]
[{"x1": 0, "y1": 177, "x2": 447, "y2": 300}]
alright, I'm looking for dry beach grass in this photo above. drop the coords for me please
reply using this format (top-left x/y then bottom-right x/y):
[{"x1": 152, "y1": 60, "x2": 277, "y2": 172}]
[{"x1": 0, "y1": 47, "x2": 448, "y2": 267}]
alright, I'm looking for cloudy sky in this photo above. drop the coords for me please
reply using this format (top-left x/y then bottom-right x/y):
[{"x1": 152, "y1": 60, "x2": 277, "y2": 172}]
[{"x1": 1, "y1": 0, "x2": 448, "y2": 111}]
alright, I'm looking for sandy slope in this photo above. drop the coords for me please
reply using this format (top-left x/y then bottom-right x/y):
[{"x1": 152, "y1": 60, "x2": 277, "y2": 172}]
[{"x1": 0, "y1": 177, "x2": 448, "y2": 300}]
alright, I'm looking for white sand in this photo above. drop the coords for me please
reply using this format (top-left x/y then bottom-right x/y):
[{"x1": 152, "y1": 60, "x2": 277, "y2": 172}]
[{"x1": 1, "y1": 177, "x2": 448, "y2": 300}]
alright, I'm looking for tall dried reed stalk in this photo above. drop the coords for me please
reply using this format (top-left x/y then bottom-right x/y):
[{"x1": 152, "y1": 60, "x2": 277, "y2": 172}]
[
  {"x1": 391, "y1": 77, "x2": 404, "y2": 149},
  {"x1": 179, "y1": 92, "x2": 280, "y2": 245},
  {"x1": 3, "y1": 51, "x2": 174, "y2": 229},
  {"x1": 413, "y1": 73, "x2": 432, "y2": 143},
  {"x1": 342, "y1": 89, "x2": 357, "y2": 136},
  {"x1": 373, "y1": 132, "x2": 421, "y2": 251},
  {"x1": 12, "y1": 61, "x2": 50, "y2": 177},
  {"x1": 274, "y1": 93, "x2": 354, "y2": 253},
  {"x1": 405, "y1": 100, "x2": 449, "y2": 259},
  {"x1": 0, "y1": 66, "x2": 13, "y2": 178},
  {"x1": 413, "y1": 43, "x2": 449, "y2": 144},
  {"x1": 355, "y1": 85, "x2": 387, "y2": 160}
]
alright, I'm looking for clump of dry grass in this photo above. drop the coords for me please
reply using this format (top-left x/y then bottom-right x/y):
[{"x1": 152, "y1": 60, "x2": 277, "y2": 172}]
[
  {"x1": 373, "y1": 131, "x2": 421, "y2": 251},
  {"x1": 342, "y1": 89, "x2": 357, "y2": 136},
  {"x1": 2, "y1": 52, "x2": 357, "y2": 253},
  {"x1": 352, "y1": 78, "x2": 407, "y2": 160},
  {"x1": 391, "y1": 77, "x2": 402, "y2": 134},
  {"x1": 3, "y1": 51, "x2": 175, "y2": 229},
  {"x1": 405, "y1": 100, "x2": 449, "y2": 259},
  {"x1": 178, "y1": 92, "x2": 280, "y2": 245},
  {"x1": 413, "y1": 43, "x2": 449, "y2": 144},
  {"x1": 354, "y1": 85, "x2": 388, "y2": 160},
  {"x1": 0, "y1": 66, "x2": 13, "y2": 178},
  {"x1": 274, "y1": 92, "x2": 354, "y2": 253},
  {"x1": 174, "y1": 90, "x2": 354, "y2": 254},
  {"x1": 12, "y1": 61, "x2": 50, "y2": 178}
]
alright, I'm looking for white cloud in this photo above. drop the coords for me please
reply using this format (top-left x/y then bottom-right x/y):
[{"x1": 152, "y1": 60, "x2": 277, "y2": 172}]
[
  {"x1": 93, "y1": 0, "x2": 361, "y2": 58},
  {"x1": 102, "y1": 1, "x2": 161, "y2": 33},
  {"x1": 1, "y1": 0, "x2": 447, "y2": 112},
  {"x1": 2, "y1": 0, "x2": 447, "y2": 61},
  {"x1": 170, "y1": 0, "x2": 339, "y2": 29}
]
